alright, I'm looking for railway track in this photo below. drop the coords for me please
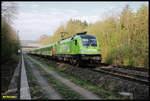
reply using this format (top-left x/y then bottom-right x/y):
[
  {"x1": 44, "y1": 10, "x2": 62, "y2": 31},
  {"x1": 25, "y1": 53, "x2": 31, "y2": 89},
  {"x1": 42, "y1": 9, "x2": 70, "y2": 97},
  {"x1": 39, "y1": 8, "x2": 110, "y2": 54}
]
[
  {"x1": 81, "y1": 62, "x2": 149, "y2": 85},
  {"x1": 96, "y1": 63, "x2": 149, "y2": 73},
  {"x1": 115, "y1": 65, "x2": 149, "y2": 72},
  {"x1": 86, "y1": 62, "x2": 149, "y2": 86},
  {"x1": 91, "y1": 67, "x2": 149, "y2": 86},
  {"x1": 30, "y1": 55, "x2": 149, "y2": 86}
]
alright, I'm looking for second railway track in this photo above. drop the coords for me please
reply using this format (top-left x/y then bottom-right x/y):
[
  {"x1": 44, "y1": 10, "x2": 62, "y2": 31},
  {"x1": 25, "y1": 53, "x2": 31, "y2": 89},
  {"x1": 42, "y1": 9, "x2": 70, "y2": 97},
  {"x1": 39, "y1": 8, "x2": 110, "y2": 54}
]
[{"x1": 91, "y1": 67, "x2": 149, "y2": 86}]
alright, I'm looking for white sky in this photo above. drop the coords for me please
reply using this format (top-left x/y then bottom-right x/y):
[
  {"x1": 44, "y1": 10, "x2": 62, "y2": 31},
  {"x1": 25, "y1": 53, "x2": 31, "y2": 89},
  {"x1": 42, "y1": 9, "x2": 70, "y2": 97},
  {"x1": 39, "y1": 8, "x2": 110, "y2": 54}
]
[{"x1": 6, "y1": 1, "x2": 148, "y2": 40}]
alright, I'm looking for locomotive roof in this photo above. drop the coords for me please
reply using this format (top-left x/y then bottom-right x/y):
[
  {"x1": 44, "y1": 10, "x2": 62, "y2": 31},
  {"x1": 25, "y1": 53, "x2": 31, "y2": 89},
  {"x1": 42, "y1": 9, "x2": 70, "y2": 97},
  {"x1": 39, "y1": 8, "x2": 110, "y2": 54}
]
[{"x1": 59, "y1": 34, "x2": 96, "y2": 43}]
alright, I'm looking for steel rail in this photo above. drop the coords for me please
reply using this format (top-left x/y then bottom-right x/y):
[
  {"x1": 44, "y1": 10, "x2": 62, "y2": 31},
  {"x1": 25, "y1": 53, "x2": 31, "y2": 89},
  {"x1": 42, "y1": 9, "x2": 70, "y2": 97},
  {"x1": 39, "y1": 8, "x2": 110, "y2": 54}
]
[
  {"x1": 97, "y1": 68, "x2": 149, "y2": 80},
  {"x1": 92, "y1": 68, "x2": 149, "y2": 86}
]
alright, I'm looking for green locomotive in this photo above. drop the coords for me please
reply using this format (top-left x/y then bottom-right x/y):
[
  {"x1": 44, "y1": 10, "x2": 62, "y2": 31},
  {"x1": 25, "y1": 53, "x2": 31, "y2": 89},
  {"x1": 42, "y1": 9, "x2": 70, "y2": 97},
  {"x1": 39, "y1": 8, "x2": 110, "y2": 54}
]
[{"x1": 29, "y1": 32, "x2": 102, "y2": 65}]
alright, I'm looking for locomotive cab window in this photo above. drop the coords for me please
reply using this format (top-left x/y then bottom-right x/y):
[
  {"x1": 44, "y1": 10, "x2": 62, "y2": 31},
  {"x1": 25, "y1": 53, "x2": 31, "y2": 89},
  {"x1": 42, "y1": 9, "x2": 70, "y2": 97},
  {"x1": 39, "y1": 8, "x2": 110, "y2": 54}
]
[
  {"x1": 80, "y1": 35, "x2": 97, "y2": 47},
  {"x1": 74, "y1": 40, "x2": 77, "y2": 45}
]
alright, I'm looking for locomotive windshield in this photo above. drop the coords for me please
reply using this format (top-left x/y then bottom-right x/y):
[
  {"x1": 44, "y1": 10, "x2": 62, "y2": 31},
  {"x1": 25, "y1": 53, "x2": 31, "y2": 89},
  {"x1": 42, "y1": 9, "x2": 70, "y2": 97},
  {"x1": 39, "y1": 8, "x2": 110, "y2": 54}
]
[{"x1": 80, "y1": 35, "x2": 97, "y2": 47}]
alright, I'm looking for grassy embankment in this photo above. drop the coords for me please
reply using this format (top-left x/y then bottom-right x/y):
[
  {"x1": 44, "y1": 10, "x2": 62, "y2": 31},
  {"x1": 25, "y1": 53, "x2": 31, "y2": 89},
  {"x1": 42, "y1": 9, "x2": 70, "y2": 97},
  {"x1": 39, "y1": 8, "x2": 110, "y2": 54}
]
[
  {"x1": 24, "y1": 57, "x2": 49, "y2": 99},
  {"x1": 30, "y1": 55, "x2": 120, "y2": 99},
  {"x1": 27, "y1": 56, "x2": 84, "y2": 99}
]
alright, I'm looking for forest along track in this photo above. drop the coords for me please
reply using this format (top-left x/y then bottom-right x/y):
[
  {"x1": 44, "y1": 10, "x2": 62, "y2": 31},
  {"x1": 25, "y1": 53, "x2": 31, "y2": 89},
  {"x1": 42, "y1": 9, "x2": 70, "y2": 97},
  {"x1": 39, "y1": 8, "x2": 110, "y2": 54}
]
[
  {"x1": 27, "y1": 55, "x2": 101, "y2": 99},
  {"x1": 24, "y1": 56, "x2": 62, "y2": 99},
  {"x1": 92, "y1": 66, "x2": 149, "y2": 86}
]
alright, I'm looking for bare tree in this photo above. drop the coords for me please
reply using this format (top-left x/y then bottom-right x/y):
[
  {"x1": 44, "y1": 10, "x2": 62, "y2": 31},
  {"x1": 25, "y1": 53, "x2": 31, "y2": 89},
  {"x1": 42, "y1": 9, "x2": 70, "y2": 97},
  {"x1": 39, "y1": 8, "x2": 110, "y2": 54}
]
[{"x1": 2, "y1": 2, "x2": 18, "y2": 24}]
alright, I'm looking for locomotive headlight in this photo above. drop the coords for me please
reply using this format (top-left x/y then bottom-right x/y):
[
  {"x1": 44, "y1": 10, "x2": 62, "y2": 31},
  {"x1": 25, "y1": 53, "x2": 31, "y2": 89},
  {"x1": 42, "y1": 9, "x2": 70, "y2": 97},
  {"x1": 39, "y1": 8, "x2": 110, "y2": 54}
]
[{"x1": 81, "y1": 50, "x2": 86, "y2": 54}]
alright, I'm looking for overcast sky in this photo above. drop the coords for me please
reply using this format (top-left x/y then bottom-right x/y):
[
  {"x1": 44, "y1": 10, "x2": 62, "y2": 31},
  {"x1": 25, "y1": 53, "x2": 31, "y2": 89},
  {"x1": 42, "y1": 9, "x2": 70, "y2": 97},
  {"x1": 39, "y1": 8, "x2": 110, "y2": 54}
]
[{"x1": 9, "y1": 2, "x2": 148, "y2": 40}]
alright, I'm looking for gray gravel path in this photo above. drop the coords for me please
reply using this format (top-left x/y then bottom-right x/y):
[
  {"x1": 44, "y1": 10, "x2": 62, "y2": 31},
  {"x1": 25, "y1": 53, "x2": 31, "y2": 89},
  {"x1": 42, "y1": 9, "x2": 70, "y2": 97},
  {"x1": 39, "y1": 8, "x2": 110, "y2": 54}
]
[
  {"x1": 25, "y1": 56, "x2": 62, "y2": 99},
  {"x1": 27, "y1": 55, "x2": 101, "y2": 99}
]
